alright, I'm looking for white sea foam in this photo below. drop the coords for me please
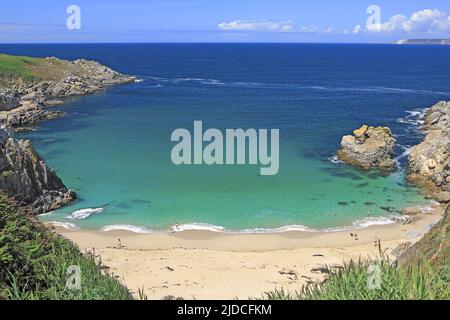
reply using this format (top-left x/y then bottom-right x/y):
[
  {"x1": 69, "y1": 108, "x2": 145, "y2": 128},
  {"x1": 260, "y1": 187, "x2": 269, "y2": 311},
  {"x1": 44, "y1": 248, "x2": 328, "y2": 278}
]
[
  {"x1": 396, "y1": 108, "x2": 427, "y2": 126},
  {"x1": 237, "y1": 225, "x2": 311, "y2": 233},
  {"x1": 393, "y1": 144, "x2": 413, "y2": 168},
  {"x1": 138, "y1": 76, "x2": 450, "y2": 95},
  {"x1": 49, "y1": 221, "x2": 78, "y2": 230},
  {"x1": 68, "y1": 208, "x2": 104, "y2": 220},
  {"x1": 351, "y1": 216, "x2": 395, "y2": 228},
  {"x1": 167, "y1": 218, "x2": 397, "y2": 234},
  {"x1": 329, "y1": 154, "x2": 344, "y2": 164},
  {"x1": 169, "y1": 223, "x2": 226, "y2": 233},
  {"x1": 37, "y1": 210, "x2": 55, "y2": 217},
  {"x1": 101, "y1": 224, "x2": 152, "y2": 233}
]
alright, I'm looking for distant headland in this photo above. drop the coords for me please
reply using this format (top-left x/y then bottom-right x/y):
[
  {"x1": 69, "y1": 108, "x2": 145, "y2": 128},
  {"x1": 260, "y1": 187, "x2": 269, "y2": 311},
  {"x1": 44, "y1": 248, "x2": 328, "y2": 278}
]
[{"x1": 395, "y1": 39, "x2": 450, "y2": 45}]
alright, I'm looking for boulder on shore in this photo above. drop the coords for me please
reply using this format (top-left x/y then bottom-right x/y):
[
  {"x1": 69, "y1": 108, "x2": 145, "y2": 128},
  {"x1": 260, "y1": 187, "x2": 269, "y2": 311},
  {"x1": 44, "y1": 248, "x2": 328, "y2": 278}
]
[{"x1": 337, "y1": 125, "x2": 396, "y2": 170}]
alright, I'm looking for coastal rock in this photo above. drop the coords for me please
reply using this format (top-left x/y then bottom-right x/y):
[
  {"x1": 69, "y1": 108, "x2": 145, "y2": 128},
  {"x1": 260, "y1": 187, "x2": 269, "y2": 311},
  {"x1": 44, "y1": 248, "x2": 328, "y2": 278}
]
[
  {"x1": 0, "y1": 100, "x2": 65, "y2": 130},
  {"x1": 434, "y1": 191, "x2": 450, "y2": 203},
  {"x1": 423, "y1": 101, "x2": 450, "y2": 132},
  {"x1": 0, "y1": 90, "x2": 21, "y2": 111},
  {"x1": 0, "y1": 56, "x2": 135, "y2": 130},
  {"x1": 337, "y1": 125, "x2": 396, "y2": 170},
  {"x1": 0, "y1": 128, "x2": 75, "y2": 214},
  {"x1": 402, "y1": 207, "x2": 423, "y2": 216},
  {"x1": 408, "y1": 102, "x2": 449, "y2": 194}
]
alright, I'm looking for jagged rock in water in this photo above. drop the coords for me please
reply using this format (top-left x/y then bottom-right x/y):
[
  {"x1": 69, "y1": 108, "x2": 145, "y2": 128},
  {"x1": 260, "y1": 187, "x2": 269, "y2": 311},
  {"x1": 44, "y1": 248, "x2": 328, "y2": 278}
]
[
  {"x1": 408, "y1": 102, "x2": 450, "y2": 196},
  {"x1": 337, "y1": 125, "x2": 396, "y2": 170},
  {"x1": 0, "y1": 128, "x2": 75, "y2": 214}
]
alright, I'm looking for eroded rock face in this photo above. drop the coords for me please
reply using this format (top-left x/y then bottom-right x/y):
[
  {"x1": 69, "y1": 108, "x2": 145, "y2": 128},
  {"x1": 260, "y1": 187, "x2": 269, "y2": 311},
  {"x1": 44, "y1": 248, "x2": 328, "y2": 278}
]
[
  {"x1": 423, "y1": 101, "x2": 449, "y2": 132},
  {"x1": 0, "y1": 128, "x2": 75, "y2": 214},
  {"x1": 337, "y1": 125, "x2": 396, "y2": 170},
  {"x1": 0, "y1": 90, "x2": 21, "y2": 111},
  {"x1": 408, "y1": 102, "x2": 449, "y2": 196}
]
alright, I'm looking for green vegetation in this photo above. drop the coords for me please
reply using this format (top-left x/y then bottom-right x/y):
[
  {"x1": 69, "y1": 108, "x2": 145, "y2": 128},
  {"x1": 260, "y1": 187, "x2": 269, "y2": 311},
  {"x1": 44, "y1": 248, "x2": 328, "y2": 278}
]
[
  {"x1": 0, "y1": 194, "x2": 133, "y2": 300},
  {"x1": 264, "y1": 205, "x2": 449, "y2": 300},
  {"x1": 0, "y1": 53, "x2": 38, "y2": 83}
]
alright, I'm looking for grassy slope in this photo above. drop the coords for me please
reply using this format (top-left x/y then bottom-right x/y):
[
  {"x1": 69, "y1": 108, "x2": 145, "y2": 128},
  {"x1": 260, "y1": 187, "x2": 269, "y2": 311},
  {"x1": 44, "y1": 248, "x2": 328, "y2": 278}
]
[
  {"x1": 264, "y1": 205, "x2": 449, "y2": 300},
  {"x1": 0, "y1": 53, "x2": 74, "y2": 87},
  {"x1": 0, "y1": 194, "x2": 132, "y2": 300},
  {"x1": 0, "y1": 53, "x2": 39, "y2": 83}
]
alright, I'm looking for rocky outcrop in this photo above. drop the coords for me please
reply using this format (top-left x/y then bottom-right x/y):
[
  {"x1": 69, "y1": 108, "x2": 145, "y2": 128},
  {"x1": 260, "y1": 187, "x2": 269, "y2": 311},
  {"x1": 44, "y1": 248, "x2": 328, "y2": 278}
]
[
  {"x1": 0, "y1": 128, "x2": 75, "y2": 214},
  {"x1": 0, "y1": 57, "x2": 135, "y2": 131},
  {"x1": 408, "y1": 101, "x2": 449, "y2": 199},
  {"x1": 422, "y1": 101, "x2": 449, "y2": 132},
  {"x1": 337, "y1": 125, "x2": 396, "y2": 170},
  {"x1": 0, "y1": 90, "x2": 21, "y2": 111},
  {"x1": 0, "y1": 55, "x2": 136, "y2": 214}
]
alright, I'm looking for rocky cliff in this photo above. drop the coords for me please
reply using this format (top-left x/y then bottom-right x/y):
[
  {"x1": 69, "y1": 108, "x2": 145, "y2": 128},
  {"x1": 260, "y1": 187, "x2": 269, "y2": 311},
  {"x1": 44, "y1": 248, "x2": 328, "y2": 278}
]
[
  {"x1": 337, "y1": 125, "x2": 396, "y2": 170},
  {"x1": 408, "y1": 101, "x2": 450, "y2": 200},
  {"x1": 0, "y1": 128, "x2": 75, "y2": 214},
  {"x1": 0, "y1": 57, "x2": 135, "y2": 131},
  {"x1": 0, "y1": 54, "x2": 135, "y2": 214}
]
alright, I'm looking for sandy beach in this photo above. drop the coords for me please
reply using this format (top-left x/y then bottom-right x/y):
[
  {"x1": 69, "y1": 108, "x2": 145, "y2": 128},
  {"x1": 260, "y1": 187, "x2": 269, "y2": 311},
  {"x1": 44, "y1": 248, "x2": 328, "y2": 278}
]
[{"x1": 51, "y1": 202, "x2": 446, "y2": 300}]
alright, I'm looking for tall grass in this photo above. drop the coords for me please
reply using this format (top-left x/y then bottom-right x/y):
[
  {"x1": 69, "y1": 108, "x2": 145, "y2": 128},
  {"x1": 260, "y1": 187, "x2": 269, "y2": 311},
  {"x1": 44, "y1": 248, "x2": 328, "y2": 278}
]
[
  {"x1": 0, "y1": 195, "x2": 133, "y2": 300},
  {"x1": 264, "y1": 257, "x2": 449, "y2": 300},
  {"x1": 264, "y1": 209, "x2": 449, "y2": 301},
  {"x1": 0, "y1": 53, "x2": 37, "y2": 84}
]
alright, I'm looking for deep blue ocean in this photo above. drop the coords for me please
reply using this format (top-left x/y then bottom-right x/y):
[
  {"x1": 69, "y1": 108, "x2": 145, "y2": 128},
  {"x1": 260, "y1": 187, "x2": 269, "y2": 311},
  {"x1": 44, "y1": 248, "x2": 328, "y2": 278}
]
[{"x1": 1, "y1": 44, "x2": 450, "y2": 232}]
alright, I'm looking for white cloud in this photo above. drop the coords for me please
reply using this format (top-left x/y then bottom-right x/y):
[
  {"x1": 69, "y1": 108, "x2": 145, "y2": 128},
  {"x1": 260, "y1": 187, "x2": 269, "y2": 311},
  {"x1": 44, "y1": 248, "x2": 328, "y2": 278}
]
[
  {"x1": 299, "y1": 25, "x2": 319, "y2": 33},
  {"x1": 218, "y1": 20, "x2": 294, "y2": 32},
  {"x1": 352, "y1": 24, "x2": 362, "y2": 34},
  {"x1": 367, "y1": 9, "x2": 450, "y2": 33}
]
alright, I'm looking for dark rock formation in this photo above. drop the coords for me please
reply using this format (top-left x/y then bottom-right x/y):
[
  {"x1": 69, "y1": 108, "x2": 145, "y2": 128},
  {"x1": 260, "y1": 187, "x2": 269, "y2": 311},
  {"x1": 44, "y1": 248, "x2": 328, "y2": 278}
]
[
  {"x1": 0, "y1": 90, "x2": 21, "y2": 111},
  {"x1": 337, "y1": 125, "x2": 396, "y2": 170},
  {"x1": 0, "y1": 128, "x2": 75, "y2": 214},
  {"x1": 0, "y1": 55, "x2": 135, "y2": 215},
  {"x1": 408, "y1": 101, "x2": 449, "y2": 198}
]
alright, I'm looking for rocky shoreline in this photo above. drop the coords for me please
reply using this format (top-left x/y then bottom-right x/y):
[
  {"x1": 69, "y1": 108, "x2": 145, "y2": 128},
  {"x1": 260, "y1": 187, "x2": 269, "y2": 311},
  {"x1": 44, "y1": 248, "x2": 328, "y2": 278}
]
[
  {"x1": 0, "y1": 55, "x2": 135, "y2": 214},
  {"x1": 337, "y1": 101, "x2": 450, "y2": 213}
]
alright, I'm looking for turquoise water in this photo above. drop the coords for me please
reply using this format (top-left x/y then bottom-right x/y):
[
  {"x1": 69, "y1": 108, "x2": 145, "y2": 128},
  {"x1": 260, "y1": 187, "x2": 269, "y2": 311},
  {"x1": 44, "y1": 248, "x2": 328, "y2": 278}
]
[{"x1": 4, "y1": 44, "x2": 450, "y2": 232}]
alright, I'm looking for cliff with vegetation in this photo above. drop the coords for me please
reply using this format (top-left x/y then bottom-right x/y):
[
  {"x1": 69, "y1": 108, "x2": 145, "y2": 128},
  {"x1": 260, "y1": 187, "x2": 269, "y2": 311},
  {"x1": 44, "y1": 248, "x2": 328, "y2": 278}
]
[
  {"x1": 0, "y1": 194, "x2": 132, "y2": 299},
  {"x1": 0, "y1": 53, "x2": 134, "y2": 215}
]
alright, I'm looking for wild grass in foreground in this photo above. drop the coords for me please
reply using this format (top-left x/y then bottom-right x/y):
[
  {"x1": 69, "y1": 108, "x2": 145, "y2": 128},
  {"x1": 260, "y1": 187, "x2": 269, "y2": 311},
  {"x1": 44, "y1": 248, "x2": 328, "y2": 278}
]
[
  {"x1": 264, "y1": 258, "x2": 449, "y2": 300},
  {"x1": 264, "y1": 205, "x2": 449, "y2": 300},
  {"x1": 0, "y1": 195, "x2": 132, "y2": 300}
]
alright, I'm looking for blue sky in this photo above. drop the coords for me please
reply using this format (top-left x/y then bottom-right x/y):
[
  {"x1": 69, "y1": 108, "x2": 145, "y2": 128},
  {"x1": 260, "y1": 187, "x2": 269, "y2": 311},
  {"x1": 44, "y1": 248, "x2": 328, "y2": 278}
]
[{"x1": 1, "y1": 0, "x2": 450, "y2": 43}]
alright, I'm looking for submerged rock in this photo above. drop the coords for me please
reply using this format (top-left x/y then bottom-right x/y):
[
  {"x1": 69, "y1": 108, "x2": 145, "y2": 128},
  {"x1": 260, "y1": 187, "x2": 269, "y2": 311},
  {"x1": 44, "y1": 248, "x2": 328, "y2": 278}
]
[
  {"x1": 0, "y1": 128, "x2": 75, "y2": 214},
  {"x1": 408, "y1": 101, "x2": 449, "y2": 195},
  {"x1": 337, "y1": 125, "x2": 396, "y2": 170}
]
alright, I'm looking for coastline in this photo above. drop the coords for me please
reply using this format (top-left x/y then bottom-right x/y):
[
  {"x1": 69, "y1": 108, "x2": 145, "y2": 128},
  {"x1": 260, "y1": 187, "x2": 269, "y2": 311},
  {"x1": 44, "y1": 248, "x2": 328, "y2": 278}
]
[
  {"x1": 2, "y1": 53, "x2": 448, "y2": 299},
  {"x1": 51, "y1": 203, "x2": 445, "y2": 299}
]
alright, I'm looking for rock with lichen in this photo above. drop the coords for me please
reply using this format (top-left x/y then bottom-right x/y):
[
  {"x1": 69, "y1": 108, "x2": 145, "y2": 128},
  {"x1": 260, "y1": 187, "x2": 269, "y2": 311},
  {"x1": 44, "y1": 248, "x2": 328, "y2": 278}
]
[
  {"x1": 408, "y1": 101, "x2": 449, "y2": 196},
  {"x1": 337, "y1": 125, "x2": 396, "y2": 170}
]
